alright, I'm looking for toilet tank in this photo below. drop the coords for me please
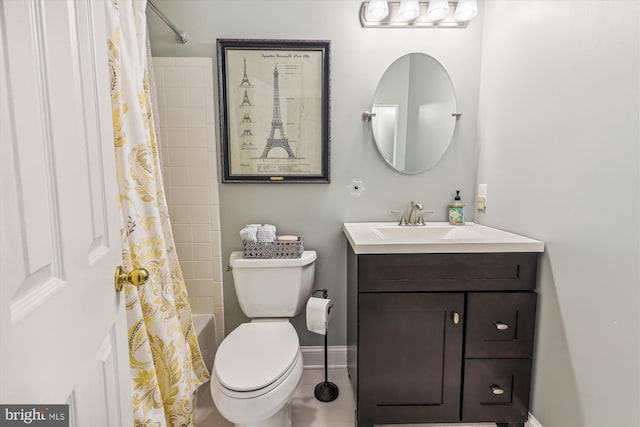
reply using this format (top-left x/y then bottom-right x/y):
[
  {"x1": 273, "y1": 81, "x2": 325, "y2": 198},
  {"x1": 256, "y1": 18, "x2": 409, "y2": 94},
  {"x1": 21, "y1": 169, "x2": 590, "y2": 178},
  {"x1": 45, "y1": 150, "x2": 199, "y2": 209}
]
[{"x1": 229, "y1": 250, "x2": 317, "y2": 318}]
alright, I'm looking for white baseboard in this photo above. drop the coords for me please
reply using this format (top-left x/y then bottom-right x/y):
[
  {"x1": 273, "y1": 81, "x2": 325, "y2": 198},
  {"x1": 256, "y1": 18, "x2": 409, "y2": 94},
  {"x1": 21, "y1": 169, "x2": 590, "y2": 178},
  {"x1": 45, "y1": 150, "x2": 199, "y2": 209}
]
[
  {"x1": 301, "y1": 345, "x2": 347, "y2": 369},
  {"x1": 527, "y1": 413, "x2": 543, "y2": 427}
]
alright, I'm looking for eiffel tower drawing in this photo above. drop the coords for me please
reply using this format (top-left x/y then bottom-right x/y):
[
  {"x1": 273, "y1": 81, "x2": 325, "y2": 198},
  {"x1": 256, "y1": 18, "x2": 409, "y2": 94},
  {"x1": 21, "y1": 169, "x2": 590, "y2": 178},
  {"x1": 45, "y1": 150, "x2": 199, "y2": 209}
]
[
  {"x1": 261, "y1": 65, "x2": 295, "y2": 159},
  {"x1": 240, "y1": 58, "x2": 252, "y2": 87},
  {"x1": 240, "y1": 90, "x2": 251, "y2": 107},
  {"x1": 242, "y1": 113, "x2": 252, "y2": 123}
]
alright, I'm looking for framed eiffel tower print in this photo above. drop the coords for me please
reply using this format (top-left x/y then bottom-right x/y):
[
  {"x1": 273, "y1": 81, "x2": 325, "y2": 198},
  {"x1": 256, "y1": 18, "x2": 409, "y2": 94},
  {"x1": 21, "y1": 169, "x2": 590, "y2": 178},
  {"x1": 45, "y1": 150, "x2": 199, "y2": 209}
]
[{"x1": 217, "y1": 39, "x2": 330, "y2": 183}]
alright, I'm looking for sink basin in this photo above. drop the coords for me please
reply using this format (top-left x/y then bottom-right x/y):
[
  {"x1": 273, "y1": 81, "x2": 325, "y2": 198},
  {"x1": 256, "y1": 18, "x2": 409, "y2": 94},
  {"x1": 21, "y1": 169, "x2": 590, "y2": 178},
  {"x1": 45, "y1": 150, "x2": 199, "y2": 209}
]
[
  {"x1": 372, "y1": 225, "x2": 454, "y2": 240},
  {"x1": 343, "y1": 222, "x2": 545, "y2": 254}
]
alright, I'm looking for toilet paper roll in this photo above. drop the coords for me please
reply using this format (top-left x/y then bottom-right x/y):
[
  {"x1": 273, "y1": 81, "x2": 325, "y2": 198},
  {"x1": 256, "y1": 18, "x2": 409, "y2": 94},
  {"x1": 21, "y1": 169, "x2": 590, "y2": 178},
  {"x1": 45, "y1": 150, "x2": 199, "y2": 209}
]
[{"x1": 306, "y1": 297, "x2": 333, "y2": 336}]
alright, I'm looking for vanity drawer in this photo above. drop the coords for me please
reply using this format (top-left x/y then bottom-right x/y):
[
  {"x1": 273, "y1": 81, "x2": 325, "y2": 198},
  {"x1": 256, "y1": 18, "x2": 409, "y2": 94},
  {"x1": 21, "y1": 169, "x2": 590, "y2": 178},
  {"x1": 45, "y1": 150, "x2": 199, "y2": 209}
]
[
  {"x1": 462, "y1": 358, "x2": 531, "y2": 423},
  {"x1": 358, "y1": 253, "x2": 537, "y2": 292},
  {"x1": 465, "y1": 292, "x2": 537, "y2": 358}
]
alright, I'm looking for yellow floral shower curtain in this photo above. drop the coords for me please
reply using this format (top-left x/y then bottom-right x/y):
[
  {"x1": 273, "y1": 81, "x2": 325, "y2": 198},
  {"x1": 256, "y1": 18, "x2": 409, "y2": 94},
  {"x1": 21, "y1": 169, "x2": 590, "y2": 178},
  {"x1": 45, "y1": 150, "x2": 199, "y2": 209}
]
[{"x1": 106, "y1": 1, "x2": 210, "y2": 425}]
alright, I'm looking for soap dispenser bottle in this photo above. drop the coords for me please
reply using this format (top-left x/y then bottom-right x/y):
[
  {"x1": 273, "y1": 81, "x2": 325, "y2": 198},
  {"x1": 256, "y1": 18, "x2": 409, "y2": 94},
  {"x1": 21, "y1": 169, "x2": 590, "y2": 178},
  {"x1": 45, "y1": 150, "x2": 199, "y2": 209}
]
[{"x1": 448, "y1": 190, "x2": 465, "y2": 225}]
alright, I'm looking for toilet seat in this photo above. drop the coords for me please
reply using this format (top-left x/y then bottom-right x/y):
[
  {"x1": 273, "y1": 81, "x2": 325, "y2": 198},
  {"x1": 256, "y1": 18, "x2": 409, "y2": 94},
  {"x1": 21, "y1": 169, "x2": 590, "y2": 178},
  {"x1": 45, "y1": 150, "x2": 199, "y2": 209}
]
[{"x1": 214, "y1": 321, "x2": 300, "y2": 398}]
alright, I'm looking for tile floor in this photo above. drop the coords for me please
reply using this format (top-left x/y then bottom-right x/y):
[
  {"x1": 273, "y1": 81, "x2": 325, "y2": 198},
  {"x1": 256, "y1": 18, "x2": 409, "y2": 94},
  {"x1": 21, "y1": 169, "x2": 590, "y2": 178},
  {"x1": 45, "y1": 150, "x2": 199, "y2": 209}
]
[
  {"x1": 193, "y1": 368, "x2": 354, "y2": 426},
  {"x1": 193, "y1": 368, "x2": 498, "y2": 427}
]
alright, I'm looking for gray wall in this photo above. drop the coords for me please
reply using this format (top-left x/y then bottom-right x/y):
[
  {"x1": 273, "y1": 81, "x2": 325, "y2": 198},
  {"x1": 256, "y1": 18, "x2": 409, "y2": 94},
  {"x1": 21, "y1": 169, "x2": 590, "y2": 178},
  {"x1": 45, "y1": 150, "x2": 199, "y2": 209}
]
[
  {"x1": 476, "y1": 1, "x2": 639, "y2": 426},
  {"x1": 148, "y1": 0, "x2": 484, "y2": 346},
  {"x1": 149, "y1": 1, "x2": 640, "y2": 424}
]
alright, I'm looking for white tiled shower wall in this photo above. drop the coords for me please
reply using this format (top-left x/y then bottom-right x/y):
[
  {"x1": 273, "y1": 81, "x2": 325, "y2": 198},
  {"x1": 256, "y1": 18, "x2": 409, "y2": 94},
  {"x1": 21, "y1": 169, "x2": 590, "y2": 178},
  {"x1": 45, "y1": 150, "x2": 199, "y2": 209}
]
[{"x1": 152, "y1": 57, "x2": 224, "y2": 347}]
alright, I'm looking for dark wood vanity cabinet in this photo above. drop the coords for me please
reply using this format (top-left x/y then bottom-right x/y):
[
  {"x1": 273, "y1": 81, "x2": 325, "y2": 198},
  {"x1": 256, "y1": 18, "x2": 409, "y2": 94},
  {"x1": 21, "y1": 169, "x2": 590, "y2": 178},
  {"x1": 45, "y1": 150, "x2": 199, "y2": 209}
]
[
  {"x1": 347, "y1": 248, "x2": 539, "y2": 427},
  {"x1": 359, "y1": 292, "x2": 465, "y2": 424}
]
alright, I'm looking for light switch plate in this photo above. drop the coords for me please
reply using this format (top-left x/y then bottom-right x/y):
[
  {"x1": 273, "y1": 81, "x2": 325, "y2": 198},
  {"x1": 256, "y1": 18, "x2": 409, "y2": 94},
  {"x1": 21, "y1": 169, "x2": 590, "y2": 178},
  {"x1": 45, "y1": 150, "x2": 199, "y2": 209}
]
[{"x1": 476, "y1": 184, "x2": 487, "y2": 210}]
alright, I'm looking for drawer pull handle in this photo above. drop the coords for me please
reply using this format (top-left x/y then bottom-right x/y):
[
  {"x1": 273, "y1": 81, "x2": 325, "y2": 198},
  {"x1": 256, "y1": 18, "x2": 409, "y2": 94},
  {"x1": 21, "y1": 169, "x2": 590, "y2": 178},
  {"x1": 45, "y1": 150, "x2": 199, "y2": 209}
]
[
  {"x1": 490, "y1": 385, "x2": 505, "y2": 395},
  {"x1": 494, "y1": 321, "x2": 509, "y2": 331},
  {"x1": 451, "y1": 311, "x2": 460, "y2": 325}
]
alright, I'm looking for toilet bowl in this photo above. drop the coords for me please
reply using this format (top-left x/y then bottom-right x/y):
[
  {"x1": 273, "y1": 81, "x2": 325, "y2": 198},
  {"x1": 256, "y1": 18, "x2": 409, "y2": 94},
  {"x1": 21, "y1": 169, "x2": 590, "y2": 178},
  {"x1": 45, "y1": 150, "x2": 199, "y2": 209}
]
[
  {"x1": 210, "y1": 251, "x2": 316, "y2": 427},
  {"x1": 210, "y1": 320, "x2": 303, "y2": 426}
]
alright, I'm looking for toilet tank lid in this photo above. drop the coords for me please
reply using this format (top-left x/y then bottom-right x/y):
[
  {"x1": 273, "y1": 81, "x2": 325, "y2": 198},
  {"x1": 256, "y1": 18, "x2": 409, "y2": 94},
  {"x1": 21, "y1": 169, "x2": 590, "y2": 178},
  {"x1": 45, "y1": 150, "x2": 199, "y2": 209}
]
[{"x1": 230, "y1": 250, "x2": 317, "y2": 268}]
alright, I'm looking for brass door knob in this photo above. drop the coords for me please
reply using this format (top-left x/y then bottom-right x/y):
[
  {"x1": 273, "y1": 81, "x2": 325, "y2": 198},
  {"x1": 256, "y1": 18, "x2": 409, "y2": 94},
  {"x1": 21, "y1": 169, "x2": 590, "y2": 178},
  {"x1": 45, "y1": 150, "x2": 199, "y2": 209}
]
[{"x1": 114, "y1": 266, "x2": 149, "y2": 292}]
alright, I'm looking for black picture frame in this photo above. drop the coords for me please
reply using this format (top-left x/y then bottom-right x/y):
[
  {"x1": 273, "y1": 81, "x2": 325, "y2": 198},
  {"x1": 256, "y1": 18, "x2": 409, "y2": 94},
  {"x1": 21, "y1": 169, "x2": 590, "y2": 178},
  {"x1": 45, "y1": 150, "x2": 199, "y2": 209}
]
[{"x1": 217, "y1": 39, "x2": 331, "y2": 183}]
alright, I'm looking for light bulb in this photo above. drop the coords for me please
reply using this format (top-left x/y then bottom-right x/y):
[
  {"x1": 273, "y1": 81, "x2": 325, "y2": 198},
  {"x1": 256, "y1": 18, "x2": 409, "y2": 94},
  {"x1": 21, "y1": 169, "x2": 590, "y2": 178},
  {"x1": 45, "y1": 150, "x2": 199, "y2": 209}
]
[
  {"x1": 426, "y1": 0, "x2": 449, "y2": 21},
  {"x1": 366, "y1": 0, "x2": 389, "y2": 21},
  {"x1": 454, "y1": 0, "x2": 477, "y2": 21},
  {"x1": 398, "y1": 0, "x2": 420, "y2": 21}
]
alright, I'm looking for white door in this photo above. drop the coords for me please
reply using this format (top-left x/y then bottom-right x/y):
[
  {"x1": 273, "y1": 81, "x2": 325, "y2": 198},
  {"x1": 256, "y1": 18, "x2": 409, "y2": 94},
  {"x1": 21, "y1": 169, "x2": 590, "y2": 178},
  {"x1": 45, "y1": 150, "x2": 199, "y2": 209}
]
[{"x1": 0, "y1": 0, "x2": 133, "y2": 425}]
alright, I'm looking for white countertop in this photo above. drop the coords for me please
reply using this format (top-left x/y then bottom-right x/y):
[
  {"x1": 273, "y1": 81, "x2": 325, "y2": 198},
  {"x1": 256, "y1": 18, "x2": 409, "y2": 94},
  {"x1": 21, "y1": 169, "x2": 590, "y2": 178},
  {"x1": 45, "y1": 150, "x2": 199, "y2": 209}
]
[{"x1": 343, "y1": 222, "x2": 544, "y2": 254}]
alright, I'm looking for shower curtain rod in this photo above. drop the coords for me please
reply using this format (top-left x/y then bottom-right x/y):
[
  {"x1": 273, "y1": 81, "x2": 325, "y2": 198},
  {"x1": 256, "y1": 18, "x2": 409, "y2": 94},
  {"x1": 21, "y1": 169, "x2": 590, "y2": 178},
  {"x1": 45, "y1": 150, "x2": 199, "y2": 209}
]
[{"x1": 147, "y1": 0, "x2": 189, "y2": 44}]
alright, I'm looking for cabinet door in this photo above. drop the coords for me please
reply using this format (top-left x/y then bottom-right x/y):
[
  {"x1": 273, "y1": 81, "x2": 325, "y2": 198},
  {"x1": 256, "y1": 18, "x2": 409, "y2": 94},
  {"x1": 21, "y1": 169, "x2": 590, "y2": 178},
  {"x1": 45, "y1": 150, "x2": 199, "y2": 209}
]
[{"x1": 358, "y1": 293, "x2": 464, "y2": 426}]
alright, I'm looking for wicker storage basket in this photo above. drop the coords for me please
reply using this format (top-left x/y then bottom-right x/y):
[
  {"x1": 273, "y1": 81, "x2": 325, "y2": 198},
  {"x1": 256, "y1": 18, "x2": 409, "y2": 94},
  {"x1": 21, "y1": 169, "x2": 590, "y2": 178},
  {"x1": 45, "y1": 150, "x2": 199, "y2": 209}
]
[{"x1": 242, "y1": 237, "x2": 304, "y2": 259}]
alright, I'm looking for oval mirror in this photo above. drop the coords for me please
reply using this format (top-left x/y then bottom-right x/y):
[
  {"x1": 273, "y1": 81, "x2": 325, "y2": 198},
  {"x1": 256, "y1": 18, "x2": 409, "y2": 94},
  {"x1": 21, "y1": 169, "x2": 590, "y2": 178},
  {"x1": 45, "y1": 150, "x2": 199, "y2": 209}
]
[{"x1": 370, "y1": 53, "x2": 457, "y2": 174}]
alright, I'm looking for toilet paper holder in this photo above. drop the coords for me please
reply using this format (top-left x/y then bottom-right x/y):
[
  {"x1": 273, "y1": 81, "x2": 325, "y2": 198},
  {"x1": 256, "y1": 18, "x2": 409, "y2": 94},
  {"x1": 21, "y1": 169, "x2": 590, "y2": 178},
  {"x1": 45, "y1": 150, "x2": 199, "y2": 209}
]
[
  {"x1": 311, "y1": 288, "x2": 328, "y2": 299},
  {"x1": 309, "y1": 288, "x2": 339, "y2": 403}
]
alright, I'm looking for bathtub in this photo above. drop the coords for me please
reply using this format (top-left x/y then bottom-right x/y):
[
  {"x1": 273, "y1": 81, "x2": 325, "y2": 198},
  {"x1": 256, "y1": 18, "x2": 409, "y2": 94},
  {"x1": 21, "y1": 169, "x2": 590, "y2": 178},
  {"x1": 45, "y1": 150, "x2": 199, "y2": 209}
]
[{"x1": 192, "y1": 314, "x2": 216, "y2": 373}]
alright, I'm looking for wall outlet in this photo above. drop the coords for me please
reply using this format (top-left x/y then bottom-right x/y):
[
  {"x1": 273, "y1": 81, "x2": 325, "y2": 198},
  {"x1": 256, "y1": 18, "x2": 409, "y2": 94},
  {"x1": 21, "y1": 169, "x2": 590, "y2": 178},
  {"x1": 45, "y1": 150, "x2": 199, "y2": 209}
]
[{"x1": 476, "y1": 184, "x2": 487, "y2": 210}]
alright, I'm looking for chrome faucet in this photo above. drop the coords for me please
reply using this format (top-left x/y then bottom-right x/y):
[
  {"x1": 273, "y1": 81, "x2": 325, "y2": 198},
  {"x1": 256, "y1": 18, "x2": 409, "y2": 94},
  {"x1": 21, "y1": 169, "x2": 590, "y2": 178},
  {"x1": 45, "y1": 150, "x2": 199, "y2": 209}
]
[
  {"x1": 394, "y1": 201, "x2": 428, "y2": 226},
  {"x1": 407, "y1": 201, "x2": 424, "y2": 225},
  {"x1": 393, "y1": 201, "x2": 433, "y2": 225}
]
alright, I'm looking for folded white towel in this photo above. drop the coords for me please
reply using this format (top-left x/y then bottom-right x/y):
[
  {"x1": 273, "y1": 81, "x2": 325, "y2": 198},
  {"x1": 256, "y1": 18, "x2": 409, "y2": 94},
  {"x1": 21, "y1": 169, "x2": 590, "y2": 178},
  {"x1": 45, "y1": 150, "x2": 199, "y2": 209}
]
[
  {"x1": 240, "y1": 224, "x2": 276, "y2": 242},
  {"x1": 257, "y1": 225, "x2": 276, "y2": 242},
  {"x1": 239, "y1": 226, "x2": 258, "y2": 242},
  {"x1": 247, "y1": 224, "x2": 276, "y2": 232}
]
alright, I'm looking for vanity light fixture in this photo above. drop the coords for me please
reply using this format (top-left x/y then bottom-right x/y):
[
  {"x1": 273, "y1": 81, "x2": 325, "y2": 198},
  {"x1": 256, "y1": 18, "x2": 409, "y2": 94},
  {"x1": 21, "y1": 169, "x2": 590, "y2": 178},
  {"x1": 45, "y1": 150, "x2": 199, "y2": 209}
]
[
  {"x1": 454, "y1": 0, "x2": 477, "y2": 21},
  {"x1": 365, "y1": 0, "x2": 390, "y2": 21},
  {"x1": 426, "y1": 0, "x2": 449, "y2": 21},
  {"x1": 398, "y1": 0, "x2": 420, "y2": 21},
  {"x1": 360, "y1": 0, "x2": 476, "y2": 28}
]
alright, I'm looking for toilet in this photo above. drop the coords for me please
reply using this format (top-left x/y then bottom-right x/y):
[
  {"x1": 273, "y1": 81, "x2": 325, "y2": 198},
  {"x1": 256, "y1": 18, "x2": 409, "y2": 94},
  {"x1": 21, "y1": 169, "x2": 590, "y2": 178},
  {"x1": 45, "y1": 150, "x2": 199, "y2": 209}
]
[{"x1": 210, "y1": 250, "x2": 317, "y2": 427}]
